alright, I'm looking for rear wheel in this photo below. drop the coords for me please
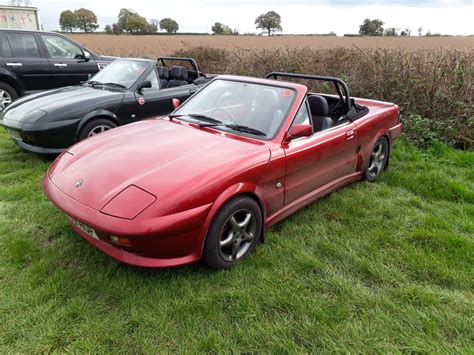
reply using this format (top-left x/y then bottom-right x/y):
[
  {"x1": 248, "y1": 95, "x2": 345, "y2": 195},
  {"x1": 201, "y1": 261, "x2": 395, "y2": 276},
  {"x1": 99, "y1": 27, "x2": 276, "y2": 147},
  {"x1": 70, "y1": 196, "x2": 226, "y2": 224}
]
[
  {"x1": 203, "y1": 196, "x2": 262, "y2": 270},
  {"x1": 363, "y1": 137, "x2": 389, "y2": 182},
  {"x1": 0, "y1": 82, "x2": 18, "y2": 110},
  {"x1": 78, "y1": 118, "x2": 117, "y2": 141}
]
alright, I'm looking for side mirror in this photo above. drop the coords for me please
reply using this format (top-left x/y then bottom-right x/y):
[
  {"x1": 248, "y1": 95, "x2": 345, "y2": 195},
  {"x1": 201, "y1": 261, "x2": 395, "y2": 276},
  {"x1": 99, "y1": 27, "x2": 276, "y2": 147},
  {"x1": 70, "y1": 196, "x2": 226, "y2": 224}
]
[
  {"x1": 285, "y1": 124, "x2": 313, "y2": 142},
  {"x1": 172, "y1": 98, "x2": 181, "y2": 109},
  {"x1": 82, "y1": 51, "x2": 91, "y2": 62},
  {"x1": 137, "y1": 80, "x2": 152, "y2": 92}
]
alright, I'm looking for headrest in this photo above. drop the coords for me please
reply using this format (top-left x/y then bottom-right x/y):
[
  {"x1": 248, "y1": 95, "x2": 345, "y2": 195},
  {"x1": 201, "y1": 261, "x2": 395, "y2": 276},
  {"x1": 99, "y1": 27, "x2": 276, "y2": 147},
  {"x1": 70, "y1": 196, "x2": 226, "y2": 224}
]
[
  {"x1": 257, "y1": 89, "x2": 280, "y2": 109},
  {"x1": 157, "y1": 66, "x2": 169, "y2": 80},
  {"x1": 308, "y1": 95, "x2": 329, "y2": 116},
  {"x1": 170, "y1": 66, "x2": 188, "y2": 81}
]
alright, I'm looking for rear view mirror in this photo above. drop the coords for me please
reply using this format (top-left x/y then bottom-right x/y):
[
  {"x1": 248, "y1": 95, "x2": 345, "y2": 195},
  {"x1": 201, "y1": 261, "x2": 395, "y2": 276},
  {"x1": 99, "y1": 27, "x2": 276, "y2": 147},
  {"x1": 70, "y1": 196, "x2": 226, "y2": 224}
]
[
  {"x1": 172, "y1": 98, "x2": 181, "y2": 109},
  {"x1": 289, "y1": 124, "x2": 313, "y2": 139},
  {"x1": 82, "y1": 51, "x2": 91, "y2": 62},
  {"x1": 137, "y1": 80, "x2": 152, "y2": 92}
]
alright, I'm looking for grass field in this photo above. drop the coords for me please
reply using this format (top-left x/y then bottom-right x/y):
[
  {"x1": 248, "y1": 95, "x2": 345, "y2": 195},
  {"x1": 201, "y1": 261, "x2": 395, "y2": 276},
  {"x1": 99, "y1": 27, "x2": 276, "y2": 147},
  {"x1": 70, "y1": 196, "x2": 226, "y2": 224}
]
[
  {"x1": 0, "y1": 127, "x2": 473, "y2": 352},
  {"x1": 69, "y1": 34, "x2": 474, "y2": 57}
]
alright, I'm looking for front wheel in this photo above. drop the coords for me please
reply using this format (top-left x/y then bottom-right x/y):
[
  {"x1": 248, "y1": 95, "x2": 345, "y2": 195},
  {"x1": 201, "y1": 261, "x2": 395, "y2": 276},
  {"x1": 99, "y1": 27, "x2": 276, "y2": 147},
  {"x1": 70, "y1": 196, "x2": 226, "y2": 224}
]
[
  {"x1": 203, "y1": 196, "x2": 262, "y2": 270},
  {"x1": 363, "y1": 136, "x2": 389, "y2": 182},
  {"x1": 78, "y1": 118, "x2": 117, "y2": 141}
]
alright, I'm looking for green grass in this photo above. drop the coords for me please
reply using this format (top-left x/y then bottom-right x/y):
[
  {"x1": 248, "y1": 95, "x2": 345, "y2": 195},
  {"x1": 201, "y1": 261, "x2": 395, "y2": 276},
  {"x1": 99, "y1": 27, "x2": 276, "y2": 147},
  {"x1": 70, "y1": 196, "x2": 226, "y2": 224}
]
[{"x1": 0, "y1": 129, "x2": 473, "y2": 353}]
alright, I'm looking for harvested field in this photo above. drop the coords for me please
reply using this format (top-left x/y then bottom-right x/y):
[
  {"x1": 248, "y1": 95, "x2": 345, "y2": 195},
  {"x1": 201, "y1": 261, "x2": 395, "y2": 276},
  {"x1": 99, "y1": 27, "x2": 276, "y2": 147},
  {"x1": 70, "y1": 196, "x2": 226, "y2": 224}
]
[{"x1": 69, "y1": 34, "x2": 474, "y2": 57}]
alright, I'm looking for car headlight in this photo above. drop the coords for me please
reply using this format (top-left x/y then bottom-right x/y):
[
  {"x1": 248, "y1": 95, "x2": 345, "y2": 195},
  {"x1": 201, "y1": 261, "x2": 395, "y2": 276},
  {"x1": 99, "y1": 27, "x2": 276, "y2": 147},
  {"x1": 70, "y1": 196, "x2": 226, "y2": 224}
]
[
  {"x1": 101, "y1": 185, "x2": 156, "y2": 220},
  {"x1": 23, "y1": 109, "x2": 48, "y2": 124}
]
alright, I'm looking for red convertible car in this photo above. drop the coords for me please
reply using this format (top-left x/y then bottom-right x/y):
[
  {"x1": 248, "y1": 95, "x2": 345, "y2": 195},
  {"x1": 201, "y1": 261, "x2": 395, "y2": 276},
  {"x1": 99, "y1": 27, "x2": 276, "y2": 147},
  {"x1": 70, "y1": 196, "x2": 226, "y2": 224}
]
[{"x1": 43, "y1": 72, "x2": 402, "y2": 270}]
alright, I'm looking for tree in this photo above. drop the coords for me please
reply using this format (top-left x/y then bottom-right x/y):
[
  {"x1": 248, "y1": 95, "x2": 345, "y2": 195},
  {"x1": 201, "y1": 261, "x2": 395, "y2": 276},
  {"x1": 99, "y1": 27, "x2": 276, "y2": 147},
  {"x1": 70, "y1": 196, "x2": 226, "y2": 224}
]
[
  {"x1": 211, "y1": 22, "x2": 237, "y2": 35},
  {"x1": 112, "y1": 23, "x2": 122, "y2": 35},
  {"x1": 127, "y1": 15, "x2": 149, "y2": 34},
  {"x1": 59, "y1": 10, "x2": 76, "y2": 32},
  {"x1": 384, "y1": 27, "x2": 398, "y2": 36},
  {"x1": 160, "y1": 18, "x2": 179, "y2": 33},
  {"x1": 74, "y1": 8, "x2": 98, "y2": 33},
  {"x1": 147, "y1": 20, "x2": 158, "y2": 34},
  {"x1": 400, "y1": 28, "x2": 411, "y2": 37},
  {"x1": 255, "y1": 11, "x2": 282, "y2": 36},
  {"x1": 359, "y1": 19, "x2": 384, "y2": 36},
  {"x1": 417, "y1": 27, "x2": 423, "y2": 36},
  {"x1": 118, "y1": 8, "x2": 138, "y2": 34},
  {"x1": 104, "y1": 24, "x2": 112, "y2": 34}
]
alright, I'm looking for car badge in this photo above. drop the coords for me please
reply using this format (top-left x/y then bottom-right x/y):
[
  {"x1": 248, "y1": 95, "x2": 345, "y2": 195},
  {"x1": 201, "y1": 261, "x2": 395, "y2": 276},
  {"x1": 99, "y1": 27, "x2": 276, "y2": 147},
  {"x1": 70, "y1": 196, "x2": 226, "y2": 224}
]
[
  {"x1": 137, "y1": 97, "x2": 146, "y2": 105},
  {"x1": 74, "y1": 179, "x2": 84, "y2": 188}
]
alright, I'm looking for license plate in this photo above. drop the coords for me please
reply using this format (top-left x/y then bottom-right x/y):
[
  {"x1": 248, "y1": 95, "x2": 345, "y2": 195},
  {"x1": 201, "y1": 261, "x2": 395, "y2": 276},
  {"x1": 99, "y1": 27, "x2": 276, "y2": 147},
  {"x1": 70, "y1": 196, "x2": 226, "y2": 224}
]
[
  {"x1": 70, "y1": 217, "x2": 99, "y2": 240},
  {"x1": 7, "y1": 129, "x2": 22, "y2": 141}
]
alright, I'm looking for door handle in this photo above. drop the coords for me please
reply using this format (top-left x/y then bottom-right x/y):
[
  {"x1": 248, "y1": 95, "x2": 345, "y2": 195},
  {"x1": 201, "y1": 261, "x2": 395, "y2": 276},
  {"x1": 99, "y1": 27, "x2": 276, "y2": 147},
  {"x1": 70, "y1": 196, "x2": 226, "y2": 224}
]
[
  {"x1": 53, "y1": 63, "x2": 68, "y2": 67},
  {"x1": 6, "y1": 62, "x2": 22, "y2": 67},
  {"x1": 346, "y1": 129, "x2": 356, "y2": 140}
]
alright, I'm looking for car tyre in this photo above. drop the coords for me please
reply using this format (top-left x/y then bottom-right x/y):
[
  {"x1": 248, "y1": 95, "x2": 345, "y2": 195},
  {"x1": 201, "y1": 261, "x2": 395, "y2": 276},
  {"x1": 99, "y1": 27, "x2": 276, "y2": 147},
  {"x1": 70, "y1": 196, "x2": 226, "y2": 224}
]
[
  {"x1": 363, "y1": 136, "x2": 389, "y2": 182},
  {"x1": 0, "y1": 82, "x2": 18, "y2": 111},
  {"x1": 79, "y1": 118, "x2": 117, "y2": 141},
  {"x1": 203, "y1": 196, "x2": 262, "y2": 270}
]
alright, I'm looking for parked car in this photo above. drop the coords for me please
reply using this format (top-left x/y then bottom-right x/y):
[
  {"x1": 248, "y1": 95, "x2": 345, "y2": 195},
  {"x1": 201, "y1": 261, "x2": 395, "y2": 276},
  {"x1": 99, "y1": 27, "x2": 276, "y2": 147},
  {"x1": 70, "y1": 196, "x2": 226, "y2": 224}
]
[
  {"x1": 0, "y1": 29, "x2": 114, "y2": 109},
  {"x1": 43, "y1": 72, "x2": 402, "y2": 270},
  {"x1": 0, "y1": 56, "x2": 212, "y2": 154}
]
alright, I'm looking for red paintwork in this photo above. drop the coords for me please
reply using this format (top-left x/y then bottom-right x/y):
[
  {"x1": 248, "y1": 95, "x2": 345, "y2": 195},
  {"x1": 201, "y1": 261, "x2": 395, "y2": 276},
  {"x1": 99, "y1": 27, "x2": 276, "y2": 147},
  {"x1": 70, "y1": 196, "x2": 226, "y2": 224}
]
[{"x1": 43, "y1": 75, "x2": 402, "y2": 268}]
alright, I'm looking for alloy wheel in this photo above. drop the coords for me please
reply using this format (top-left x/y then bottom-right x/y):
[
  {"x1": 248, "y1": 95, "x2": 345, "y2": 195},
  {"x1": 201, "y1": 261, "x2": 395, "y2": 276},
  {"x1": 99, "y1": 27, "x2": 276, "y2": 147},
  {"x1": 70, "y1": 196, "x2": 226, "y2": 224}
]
[
  {"x1": 367, "y1": 140, "x2": 388, "y2": 179},
  {"x1": 218, "y1": 208, "x2": 257, "y2": 262},
  {"x1": 0, "y1": 90, "x2": 12, "y2": 110},
  {"x1": 88, "y1": 125, "x2": 112, "y2": 137}
]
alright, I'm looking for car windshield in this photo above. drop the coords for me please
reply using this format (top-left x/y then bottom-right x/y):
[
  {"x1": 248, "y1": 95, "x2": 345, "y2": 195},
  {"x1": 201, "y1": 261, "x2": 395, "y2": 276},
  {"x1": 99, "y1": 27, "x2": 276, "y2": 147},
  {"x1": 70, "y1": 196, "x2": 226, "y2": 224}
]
[
  {"x1": 172, "y1": 79, "x2": 296, "y2": 139},
  {"x1": 88, "y1": 60, "x2": 149, "y2": 89}
]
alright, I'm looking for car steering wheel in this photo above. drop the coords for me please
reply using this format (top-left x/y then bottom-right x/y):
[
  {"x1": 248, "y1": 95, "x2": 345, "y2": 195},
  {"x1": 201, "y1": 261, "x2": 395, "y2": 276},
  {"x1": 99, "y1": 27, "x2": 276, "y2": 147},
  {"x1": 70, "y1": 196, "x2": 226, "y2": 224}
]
[{"x1": 212, "y1": 108, "x2": 236, "y2": 122}]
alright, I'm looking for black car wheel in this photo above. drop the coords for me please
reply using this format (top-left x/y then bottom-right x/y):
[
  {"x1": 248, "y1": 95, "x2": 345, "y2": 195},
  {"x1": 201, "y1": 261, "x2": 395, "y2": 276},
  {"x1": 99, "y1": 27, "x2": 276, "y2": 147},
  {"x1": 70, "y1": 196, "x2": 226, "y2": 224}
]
[
  {"x1": 79, "y1": 118, "x2": 117, "y2": 141},
  {"x1": 363, "y1": 136, "x2": 389, "y2": 182},
  {"x1": 0, "y1": 82, "x2": 18, "y2": 111},
  {"x1": 203, "y1": 196, "x2": 262, "y2": 270}
]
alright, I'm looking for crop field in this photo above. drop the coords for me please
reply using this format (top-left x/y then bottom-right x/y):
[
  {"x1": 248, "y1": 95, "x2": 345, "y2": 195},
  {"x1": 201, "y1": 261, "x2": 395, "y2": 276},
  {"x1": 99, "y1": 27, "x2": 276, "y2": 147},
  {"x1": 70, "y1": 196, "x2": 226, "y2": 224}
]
[{"x1": 69, "y1": 34, "x2": 474, "y2": 57}]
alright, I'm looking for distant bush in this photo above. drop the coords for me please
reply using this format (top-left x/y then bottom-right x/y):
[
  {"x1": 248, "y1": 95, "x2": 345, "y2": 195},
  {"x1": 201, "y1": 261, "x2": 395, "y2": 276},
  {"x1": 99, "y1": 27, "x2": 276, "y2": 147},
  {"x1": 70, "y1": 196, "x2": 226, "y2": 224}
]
[{"x1": 173, "y1": 46, "x2": 473, "y2": 149}]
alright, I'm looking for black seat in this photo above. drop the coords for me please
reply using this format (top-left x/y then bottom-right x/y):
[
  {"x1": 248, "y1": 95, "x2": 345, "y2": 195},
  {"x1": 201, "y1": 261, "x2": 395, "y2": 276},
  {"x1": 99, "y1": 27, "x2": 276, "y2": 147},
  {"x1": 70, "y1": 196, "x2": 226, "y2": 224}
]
[
  {"x1": 167, "y1": 66, "x2": 189, "y2": 88},
  {"x1": 308, "y1": 95, "x2": 334, "y2": 132},
  {"x1": 157, "y1": 66, "x2": 169, "y2": 89}
]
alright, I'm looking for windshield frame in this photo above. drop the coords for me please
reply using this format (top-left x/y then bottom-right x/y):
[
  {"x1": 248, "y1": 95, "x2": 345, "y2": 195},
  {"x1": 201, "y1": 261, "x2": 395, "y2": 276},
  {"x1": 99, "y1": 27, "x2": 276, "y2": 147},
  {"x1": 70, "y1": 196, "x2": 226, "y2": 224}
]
[
  {"x1": 172, "y1": 77, "x2": 298, "y2": 141},
  {"x1": 87, "y1": 59, "x2": 153, "y2": 90}
]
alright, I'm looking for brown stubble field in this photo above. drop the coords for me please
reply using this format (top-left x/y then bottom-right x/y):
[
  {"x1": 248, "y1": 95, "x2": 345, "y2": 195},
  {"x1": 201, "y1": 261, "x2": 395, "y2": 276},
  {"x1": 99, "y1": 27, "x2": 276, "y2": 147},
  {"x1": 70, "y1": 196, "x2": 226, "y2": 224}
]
[{"x1": 69, "y1": 34, "x2": 474, "y2": 57}]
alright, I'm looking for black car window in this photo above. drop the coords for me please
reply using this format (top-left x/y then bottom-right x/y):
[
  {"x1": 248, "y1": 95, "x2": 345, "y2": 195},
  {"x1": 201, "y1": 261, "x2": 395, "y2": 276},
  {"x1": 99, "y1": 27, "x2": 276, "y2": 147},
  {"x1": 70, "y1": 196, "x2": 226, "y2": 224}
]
[
  {"x1": 0, "y1": 33, "x2": 12, "y2": 57},
  {"x1": 7, "y1": 33, "x2": 41, "y2": 58},
  {"x1": 145, "y1": 69, "x2": 159, "y2": 89},
  {"x1": 41, "y1": 35, "x2": 83, "y2": 59}
]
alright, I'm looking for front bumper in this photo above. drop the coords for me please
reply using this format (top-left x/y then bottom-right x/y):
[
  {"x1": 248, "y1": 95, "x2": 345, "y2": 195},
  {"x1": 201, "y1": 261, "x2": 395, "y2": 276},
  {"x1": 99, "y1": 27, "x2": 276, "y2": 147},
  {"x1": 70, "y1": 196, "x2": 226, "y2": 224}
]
[
  {"x1": 43, "y1": 174, "x2": 213, "y2": 268},
  {"x1": 1, "y1": 117, "x2": 80, "y2": 155}
]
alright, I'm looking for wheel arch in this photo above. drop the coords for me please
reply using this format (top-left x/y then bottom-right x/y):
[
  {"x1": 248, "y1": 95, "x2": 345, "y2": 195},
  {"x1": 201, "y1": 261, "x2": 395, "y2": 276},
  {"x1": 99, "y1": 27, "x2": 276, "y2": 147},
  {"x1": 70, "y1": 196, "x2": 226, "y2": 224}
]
[
  {"x1": 0, "y1": 72, "x2": 23, "y2": 96},
  {"x1": 198, "y1": 183, "x2": 267, "y2": 257},
  {"x1": 75, "y1": 110, "x2": 119, "y2": 140}
]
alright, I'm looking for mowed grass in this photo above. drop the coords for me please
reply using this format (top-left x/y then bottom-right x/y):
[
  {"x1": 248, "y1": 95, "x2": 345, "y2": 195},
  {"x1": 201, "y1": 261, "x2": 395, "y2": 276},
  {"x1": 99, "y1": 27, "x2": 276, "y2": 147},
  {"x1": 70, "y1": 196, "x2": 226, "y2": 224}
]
[{"x1": 0, "y1": 129, "x2": 473, "y2": 352}]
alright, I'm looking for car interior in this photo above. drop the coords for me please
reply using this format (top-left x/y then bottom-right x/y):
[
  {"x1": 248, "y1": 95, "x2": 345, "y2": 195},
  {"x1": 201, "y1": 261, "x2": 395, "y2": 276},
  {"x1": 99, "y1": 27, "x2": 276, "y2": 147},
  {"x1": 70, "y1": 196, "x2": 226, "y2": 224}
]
[{"x1": 156, "y1": 65, "x2": 202, "y2": 89}]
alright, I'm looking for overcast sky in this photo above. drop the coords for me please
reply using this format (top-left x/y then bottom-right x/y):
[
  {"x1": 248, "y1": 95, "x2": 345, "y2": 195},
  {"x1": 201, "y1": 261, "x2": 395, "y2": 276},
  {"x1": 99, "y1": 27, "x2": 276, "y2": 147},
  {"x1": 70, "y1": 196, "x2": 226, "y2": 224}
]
[{"x1": 25, "y1": 0, "x2": 474, "y2": 35}]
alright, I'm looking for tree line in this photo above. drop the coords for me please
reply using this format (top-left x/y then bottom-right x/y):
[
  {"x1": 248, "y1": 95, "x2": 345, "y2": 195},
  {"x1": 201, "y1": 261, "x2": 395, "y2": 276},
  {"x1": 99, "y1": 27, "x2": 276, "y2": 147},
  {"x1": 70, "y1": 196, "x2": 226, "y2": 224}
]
[{"x1": 59, "y1": 9, "x2": 435, "y2": 37}]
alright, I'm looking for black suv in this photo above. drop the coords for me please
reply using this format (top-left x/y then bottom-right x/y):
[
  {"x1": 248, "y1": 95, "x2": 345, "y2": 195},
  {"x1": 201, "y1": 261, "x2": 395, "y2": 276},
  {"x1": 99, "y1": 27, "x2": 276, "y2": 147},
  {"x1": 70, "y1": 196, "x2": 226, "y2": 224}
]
[{"x1": 0, "y1": 29, "x2": 114, "y2": 109}]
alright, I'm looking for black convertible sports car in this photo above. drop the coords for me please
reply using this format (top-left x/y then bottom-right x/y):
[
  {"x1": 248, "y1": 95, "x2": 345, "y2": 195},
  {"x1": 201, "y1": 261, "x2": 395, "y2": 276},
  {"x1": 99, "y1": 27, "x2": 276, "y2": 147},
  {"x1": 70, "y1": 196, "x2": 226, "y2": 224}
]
[{"x1": 0, "y1": 57, "x2": 213, "y2": 154}]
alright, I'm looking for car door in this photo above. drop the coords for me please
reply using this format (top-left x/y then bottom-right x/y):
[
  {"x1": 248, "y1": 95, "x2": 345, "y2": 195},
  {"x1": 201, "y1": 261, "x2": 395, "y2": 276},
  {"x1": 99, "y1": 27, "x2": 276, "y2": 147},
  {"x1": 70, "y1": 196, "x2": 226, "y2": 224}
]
[
  {"x1": 4, "y1": 31, "x2": 53, "y2": 92},
  {"x1": 40, "y1": 34, "x2": 98, "y2": 87},
  {"x1": 136, "y1": 69, "x2": 196, "y2": 119},
  {"x1": 283, "y1": 100, "x2": 359, "y2": 205}
]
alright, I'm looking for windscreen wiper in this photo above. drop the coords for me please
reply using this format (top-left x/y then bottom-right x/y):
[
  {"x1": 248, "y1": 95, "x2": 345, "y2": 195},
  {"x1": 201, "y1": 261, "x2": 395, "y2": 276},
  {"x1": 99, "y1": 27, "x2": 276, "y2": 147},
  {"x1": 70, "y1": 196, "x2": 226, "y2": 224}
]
[
  {"x1": 200, "y1": 123, "x2": 267, "y2": 137},
  {"x1": 168, "y1": 113, "x2": 223, "y2": 125},
  {"x1": 99, "y1": 82, "x2": 127, "y2": 89}
]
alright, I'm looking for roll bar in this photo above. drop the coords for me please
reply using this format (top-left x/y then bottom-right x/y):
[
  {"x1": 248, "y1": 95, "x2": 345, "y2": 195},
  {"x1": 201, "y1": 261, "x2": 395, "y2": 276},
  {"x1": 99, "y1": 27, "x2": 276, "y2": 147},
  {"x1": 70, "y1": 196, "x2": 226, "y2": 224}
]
[
  {"x1": 157, "y1": 57, "x2": 200, "y2": 76},
  {"x1": 265, "y1": 72, "x2": 352, "y2": 113}
]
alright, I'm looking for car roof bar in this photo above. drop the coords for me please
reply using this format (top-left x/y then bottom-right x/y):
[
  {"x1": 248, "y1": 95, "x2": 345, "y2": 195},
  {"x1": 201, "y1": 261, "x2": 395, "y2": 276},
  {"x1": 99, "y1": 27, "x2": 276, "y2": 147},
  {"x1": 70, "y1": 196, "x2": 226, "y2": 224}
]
[
  {"x1": 157, "y1": 57, "x2": 200, "y2": 76},
  {"x1": 265, "y1": 72, "x2": 351, "y2": 112}
]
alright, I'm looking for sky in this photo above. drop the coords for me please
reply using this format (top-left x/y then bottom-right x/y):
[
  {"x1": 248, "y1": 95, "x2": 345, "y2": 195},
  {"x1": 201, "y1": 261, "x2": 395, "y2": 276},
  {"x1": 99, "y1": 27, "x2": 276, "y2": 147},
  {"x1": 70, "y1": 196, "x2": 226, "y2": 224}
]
[{"x1": 20, "y1": 0, "x2": 474, "y2": 35}]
